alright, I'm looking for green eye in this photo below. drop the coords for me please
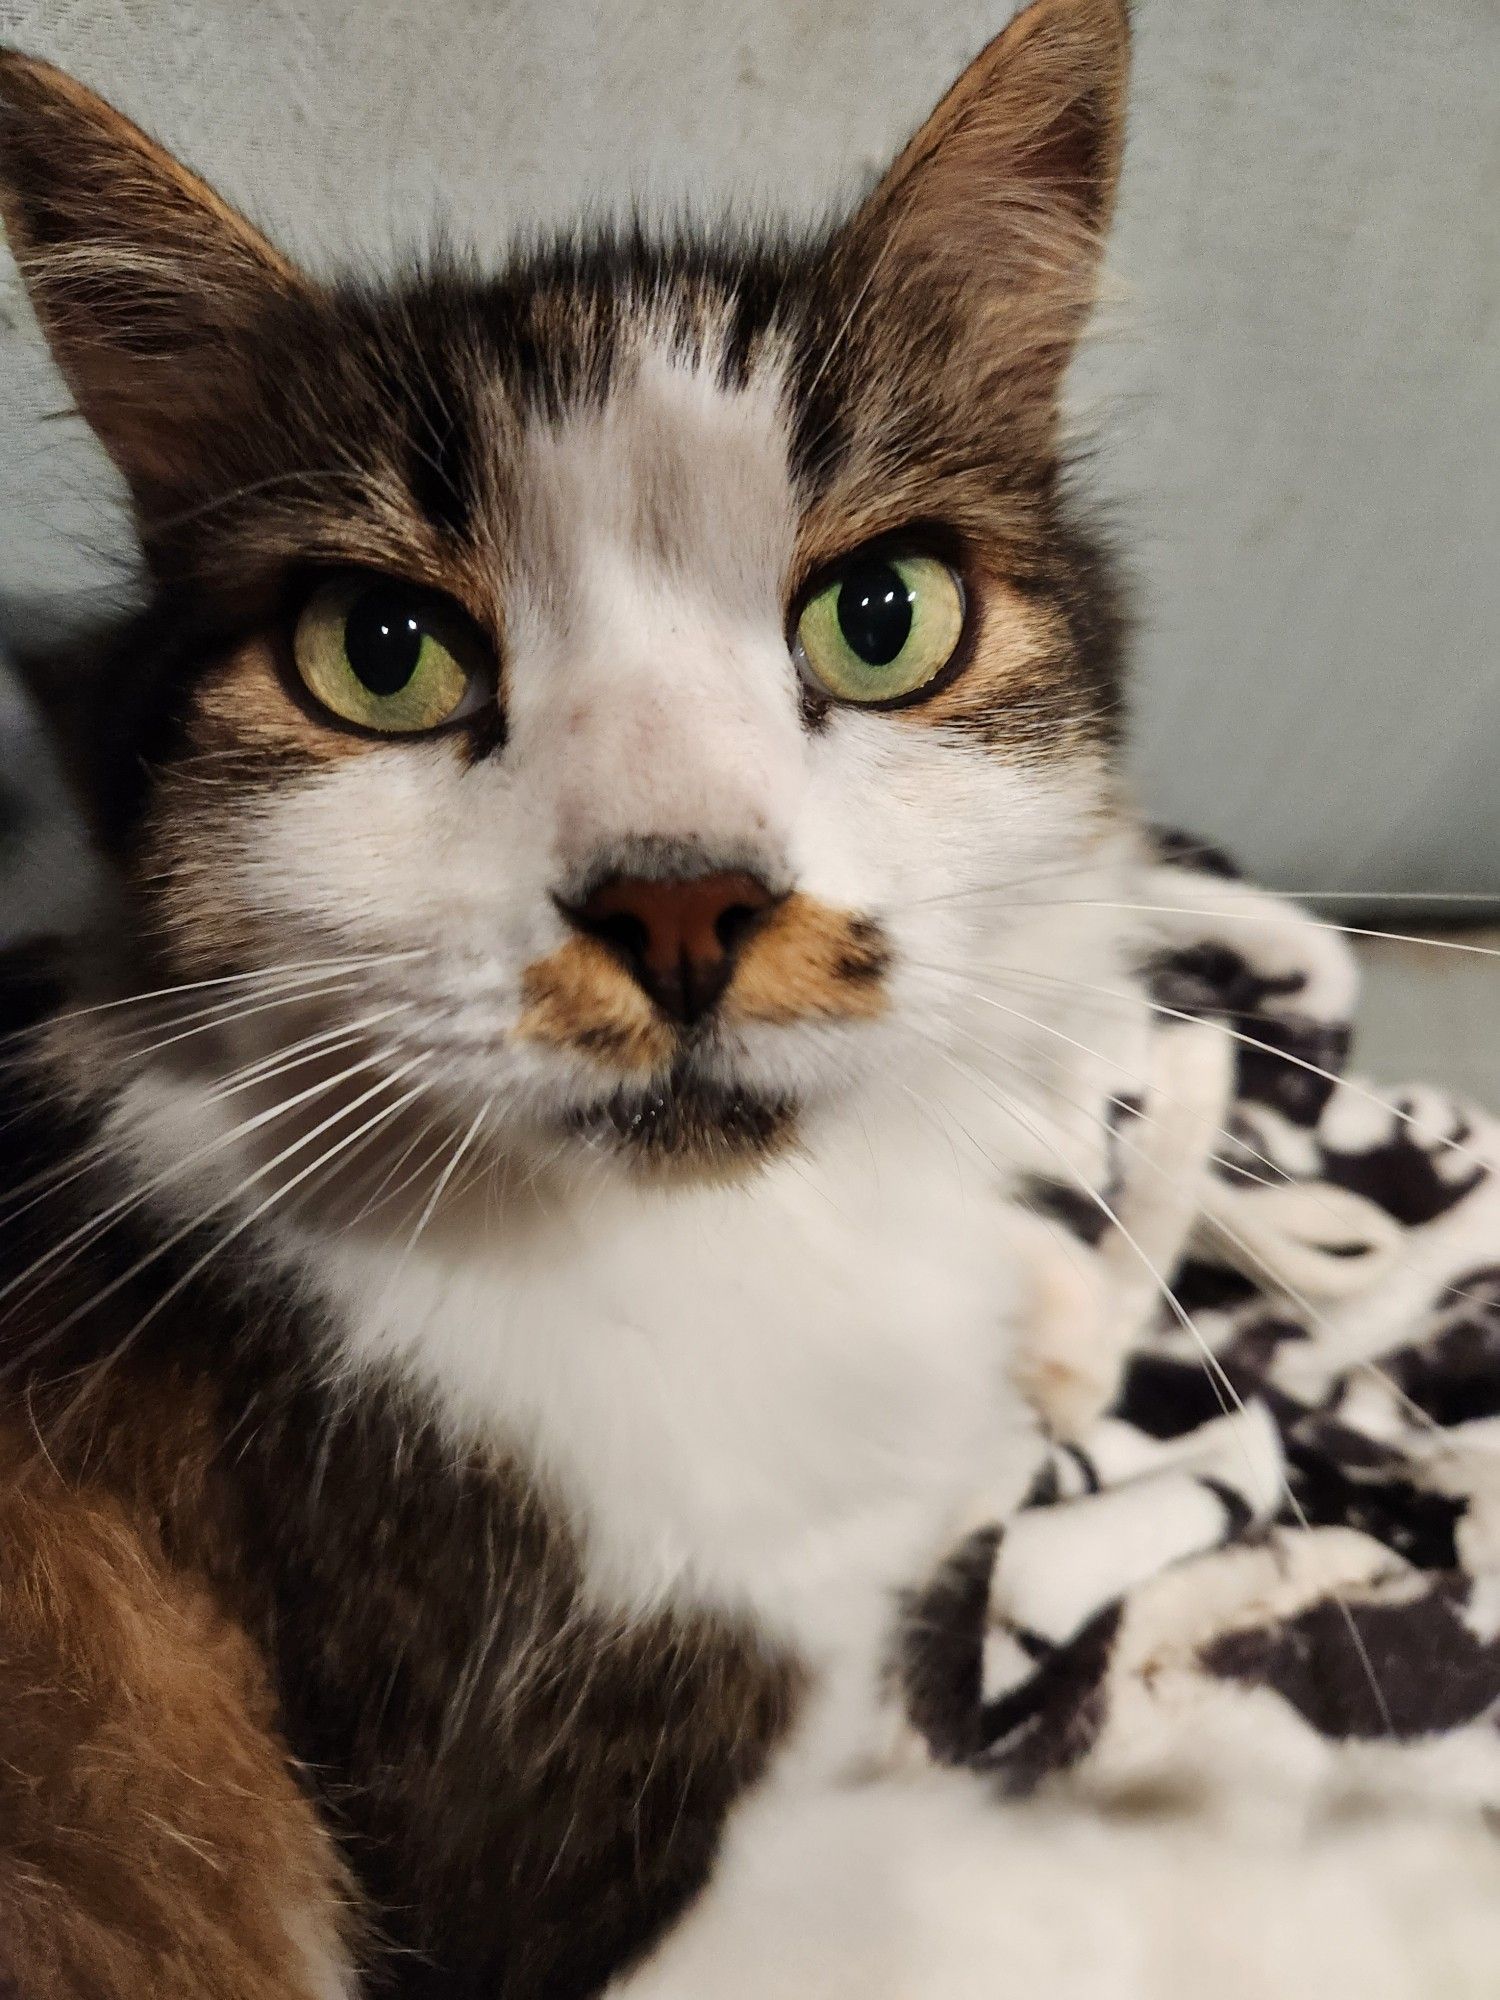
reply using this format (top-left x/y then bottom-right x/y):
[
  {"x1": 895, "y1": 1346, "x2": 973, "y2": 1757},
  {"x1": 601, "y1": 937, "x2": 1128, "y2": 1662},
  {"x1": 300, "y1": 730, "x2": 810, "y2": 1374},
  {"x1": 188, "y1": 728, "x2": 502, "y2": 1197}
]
[
  {"x1": 793, "y1": 552, "x2": 965, "y2": 706},
  {"x1": 293, "y1": 577, "x2": 488, "y2": 735}
]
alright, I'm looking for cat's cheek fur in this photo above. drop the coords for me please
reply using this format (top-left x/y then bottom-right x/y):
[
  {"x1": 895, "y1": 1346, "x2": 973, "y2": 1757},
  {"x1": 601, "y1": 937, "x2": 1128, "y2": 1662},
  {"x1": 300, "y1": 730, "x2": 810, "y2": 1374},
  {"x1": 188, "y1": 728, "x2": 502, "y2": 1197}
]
[{"x1": 148, "y1": 700, "x2": 1117, "y2": 1101}]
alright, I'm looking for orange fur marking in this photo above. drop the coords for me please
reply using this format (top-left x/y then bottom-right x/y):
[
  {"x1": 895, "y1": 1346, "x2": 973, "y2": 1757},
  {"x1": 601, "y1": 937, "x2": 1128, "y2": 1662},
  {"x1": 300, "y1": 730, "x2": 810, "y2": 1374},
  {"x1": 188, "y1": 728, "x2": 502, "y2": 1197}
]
[
  {"x1": 0, "y1": 1429, "x2": 357, "y2": 2000},
  {"x1": 193, "y1": 639, "x2": 370, "y2": 765},
  {"x1": 726, "y1": 895, "x2": 890, "y2": 1026},
  {"x1": 516, "y1": 900, "x2": 888, "y2": 1061},
  {"x1": 517, "y1": 936, "x2": 678, "y2": 1071}
]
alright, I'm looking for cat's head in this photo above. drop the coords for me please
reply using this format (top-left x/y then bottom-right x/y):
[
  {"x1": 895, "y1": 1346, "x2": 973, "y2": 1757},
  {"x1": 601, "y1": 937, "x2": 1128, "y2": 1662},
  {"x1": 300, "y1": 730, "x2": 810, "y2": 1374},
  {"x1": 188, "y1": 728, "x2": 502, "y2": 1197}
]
[{"x1": 0, "y1": 0, "x2": 1130, "y2": 1190}]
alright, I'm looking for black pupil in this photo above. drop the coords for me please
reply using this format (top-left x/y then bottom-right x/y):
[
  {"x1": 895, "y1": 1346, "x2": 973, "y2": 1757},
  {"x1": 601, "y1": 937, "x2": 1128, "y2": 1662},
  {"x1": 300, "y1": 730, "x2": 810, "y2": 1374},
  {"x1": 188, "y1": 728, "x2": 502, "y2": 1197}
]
[
  {"x1": 836, "y1": 561, "x2": 913, "y2": 667},
  {"x1": 343, "y1": 588, "x2": 425, "y2": 697}
]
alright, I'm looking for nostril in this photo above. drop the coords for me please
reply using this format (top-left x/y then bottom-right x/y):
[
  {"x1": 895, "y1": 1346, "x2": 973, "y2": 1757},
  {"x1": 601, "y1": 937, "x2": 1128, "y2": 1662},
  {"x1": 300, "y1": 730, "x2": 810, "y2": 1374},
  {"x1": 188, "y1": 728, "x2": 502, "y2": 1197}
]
[
  {"x1": 586, "y1": 910, "x2": 652, "y2": 966},
  {"x1": 713, "y1": 902, "x2": 765, "y2": 956}
]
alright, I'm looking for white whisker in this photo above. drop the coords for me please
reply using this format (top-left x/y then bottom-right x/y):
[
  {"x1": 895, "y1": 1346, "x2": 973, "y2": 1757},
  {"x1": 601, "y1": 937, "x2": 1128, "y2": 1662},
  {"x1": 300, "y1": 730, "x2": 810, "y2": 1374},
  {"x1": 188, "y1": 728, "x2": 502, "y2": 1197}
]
[
  {"x1": 0, "y1": 1009, "x2": 407, "y2": 1237},
  {"x1": 1005, "y1": 896, "x2": 1500, "y2": 964},
  {"x1": 3, "y1": 1055, "x2": 433, "y2": 1385},
  {"x1": 942, "y1": 1004, "x2": 1452, "y2": 1446},
  {"x1": 0, "y1": 1044, "x2": 413, "y2": 1318},
  {"x1": 910, "y1": 956, "x2": 1396, "y2": 1229},
  {"x1": 0, "y1": 948, "x2": 430, "y2": 1054},
  {"x1": 946, "y1": 955, "x2": 1498, "y2": 1183},
  {"x1": 400, "y1": 1101, "x2": 495, "y2": 1264},
  {"x1": 34, "y1": 1073, "x2": 434, "y2": 1438}
]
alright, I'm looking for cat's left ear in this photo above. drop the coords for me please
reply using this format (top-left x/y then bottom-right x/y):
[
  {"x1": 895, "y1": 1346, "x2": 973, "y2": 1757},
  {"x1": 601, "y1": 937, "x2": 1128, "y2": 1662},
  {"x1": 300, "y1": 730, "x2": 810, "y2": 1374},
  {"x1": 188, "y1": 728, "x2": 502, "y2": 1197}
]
[
  {"x1": 838, "y1": 0, "x2": 1129, "y2": 411},
  {"x1": 0, "y1": 48, "x2": 309, "y2": 517}
]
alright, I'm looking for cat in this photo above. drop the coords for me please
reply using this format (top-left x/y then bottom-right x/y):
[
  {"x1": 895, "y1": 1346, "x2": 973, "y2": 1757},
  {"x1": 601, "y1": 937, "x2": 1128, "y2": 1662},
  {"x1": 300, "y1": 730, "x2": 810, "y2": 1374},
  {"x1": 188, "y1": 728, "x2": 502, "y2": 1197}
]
[{"x1": 0, "y1": 2, "x2": 1216, "y2": 1993}]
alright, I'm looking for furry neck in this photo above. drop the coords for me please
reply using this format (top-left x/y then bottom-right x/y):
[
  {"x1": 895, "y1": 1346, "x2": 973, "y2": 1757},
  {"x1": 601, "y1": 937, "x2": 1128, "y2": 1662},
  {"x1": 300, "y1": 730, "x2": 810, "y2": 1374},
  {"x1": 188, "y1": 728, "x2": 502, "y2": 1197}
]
[{"x1": 95, "y1": 1042, "x2": 1040, "y2": 1655}]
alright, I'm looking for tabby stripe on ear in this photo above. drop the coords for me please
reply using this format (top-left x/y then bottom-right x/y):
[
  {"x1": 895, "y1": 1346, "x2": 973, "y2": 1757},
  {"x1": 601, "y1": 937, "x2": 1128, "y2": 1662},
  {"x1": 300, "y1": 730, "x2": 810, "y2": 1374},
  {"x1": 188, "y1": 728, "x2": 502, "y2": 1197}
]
[
  {"x1": 0, "y1": 46, "x2": 308, "y2": 513},
  {"x1": 816, "y1": 0, "x2": 1130, "y2": 470},
  {"x1": 842, "y1": 0, "x2": 1128, "y2": 309}
]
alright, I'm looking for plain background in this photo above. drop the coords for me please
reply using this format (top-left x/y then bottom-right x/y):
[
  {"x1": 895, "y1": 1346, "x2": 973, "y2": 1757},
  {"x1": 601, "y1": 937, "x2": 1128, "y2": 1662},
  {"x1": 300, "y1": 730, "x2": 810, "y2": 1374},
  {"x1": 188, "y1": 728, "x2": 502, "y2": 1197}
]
[{"x1": 0, "y1": 0, "x2": 1496, "y2": 900}]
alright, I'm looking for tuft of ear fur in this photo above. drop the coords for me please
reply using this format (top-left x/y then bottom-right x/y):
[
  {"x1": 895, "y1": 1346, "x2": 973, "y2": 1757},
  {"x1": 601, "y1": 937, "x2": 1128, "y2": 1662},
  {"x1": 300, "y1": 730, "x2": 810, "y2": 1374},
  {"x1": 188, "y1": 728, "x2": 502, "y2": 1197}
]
[
  {"x1": 0, "y1": 48, "x2": 308, "y2": 515},
  {"x1": 839, "y1": 0, "x2": 1129, "y2": 425}
]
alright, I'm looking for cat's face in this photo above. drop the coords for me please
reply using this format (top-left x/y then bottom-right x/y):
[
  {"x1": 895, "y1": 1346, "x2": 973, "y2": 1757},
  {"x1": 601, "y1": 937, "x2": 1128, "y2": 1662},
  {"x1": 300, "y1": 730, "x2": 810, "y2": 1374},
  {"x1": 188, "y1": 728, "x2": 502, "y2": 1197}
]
[{"x1": 0, "y1": 0, "x2": 1130, "y2": 1184}]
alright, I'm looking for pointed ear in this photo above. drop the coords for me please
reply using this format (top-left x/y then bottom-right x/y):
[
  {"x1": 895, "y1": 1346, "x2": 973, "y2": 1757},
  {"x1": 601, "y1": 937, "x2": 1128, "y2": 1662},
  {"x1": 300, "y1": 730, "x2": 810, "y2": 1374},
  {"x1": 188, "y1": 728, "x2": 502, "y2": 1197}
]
[
  {"x1": 0, "y1": 48, "x2": 308, "y2": 514},
  {"x1": 840, "y1": 0, "x2": 1129, "y2": 405}
]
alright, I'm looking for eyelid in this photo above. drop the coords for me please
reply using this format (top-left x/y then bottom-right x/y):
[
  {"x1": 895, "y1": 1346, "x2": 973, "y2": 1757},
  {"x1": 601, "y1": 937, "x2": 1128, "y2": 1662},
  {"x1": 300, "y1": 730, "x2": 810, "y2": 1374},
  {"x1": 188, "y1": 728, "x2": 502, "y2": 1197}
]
[
  {"x1": 294, "y1": 567, "x2": 495, "y2": 661},
  {"x1": 787, "y1": 525, "x2": 969, "y2": 624}
]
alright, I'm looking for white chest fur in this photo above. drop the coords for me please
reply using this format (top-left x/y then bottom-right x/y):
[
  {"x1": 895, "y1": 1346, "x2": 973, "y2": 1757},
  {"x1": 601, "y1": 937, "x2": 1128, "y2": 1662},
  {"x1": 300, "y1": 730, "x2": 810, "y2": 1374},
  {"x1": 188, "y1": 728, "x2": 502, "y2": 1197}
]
[{"x1": 303, "y1": 1107, "x2": 1038, "y2": 1735}]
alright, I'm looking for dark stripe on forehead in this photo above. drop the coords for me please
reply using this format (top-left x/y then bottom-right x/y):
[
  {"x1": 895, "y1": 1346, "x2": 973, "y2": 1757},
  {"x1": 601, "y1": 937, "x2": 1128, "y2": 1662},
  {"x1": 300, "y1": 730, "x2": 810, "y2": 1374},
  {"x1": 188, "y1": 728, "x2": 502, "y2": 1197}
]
[
  {"x1": 785, "y1": 344, "x2": 852, "y2": 494},
  {"x1": 367, "y1": 261, "x2": 621, "y2": 442},
  {"x1": 318, "y1": 230, "x2": 828, "y2": 564},
  {"x1": 780, "y1": 272, "x2": 971, "y2": 498},
  {"x1": 716, "y1": 256, "x2": 797, "y2": 392},
  {"x1": 401, "y1": 347, "x2": 479, "y2": 543},
  {"x1": 330, "y1": 281, "x2": 494, "y2": 544},
  {"x1": 471, "y1": 227, "x2": 820, "y2": 418}
]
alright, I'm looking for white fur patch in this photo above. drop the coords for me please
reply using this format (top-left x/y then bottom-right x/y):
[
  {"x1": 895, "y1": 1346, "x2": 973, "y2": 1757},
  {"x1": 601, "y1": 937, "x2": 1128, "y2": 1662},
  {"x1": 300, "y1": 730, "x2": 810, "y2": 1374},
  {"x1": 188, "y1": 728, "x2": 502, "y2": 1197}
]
[
  {"x1": 609, "y1": 1768, "x2": 1500, "y2": 2000},
  {"x1": 281, "y1": 1899, "x2": 360, "y2": 2000}
]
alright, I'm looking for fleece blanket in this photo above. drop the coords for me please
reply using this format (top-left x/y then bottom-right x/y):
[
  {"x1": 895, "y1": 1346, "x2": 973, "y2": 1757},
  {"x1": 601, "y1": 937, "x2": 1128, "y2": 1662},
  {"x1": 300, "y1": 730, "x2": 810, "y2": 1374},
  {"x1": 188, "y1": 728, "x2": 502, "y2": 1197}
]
[{"x1": 896, "y1": 838, "x2": 1500, "y2": 1832}]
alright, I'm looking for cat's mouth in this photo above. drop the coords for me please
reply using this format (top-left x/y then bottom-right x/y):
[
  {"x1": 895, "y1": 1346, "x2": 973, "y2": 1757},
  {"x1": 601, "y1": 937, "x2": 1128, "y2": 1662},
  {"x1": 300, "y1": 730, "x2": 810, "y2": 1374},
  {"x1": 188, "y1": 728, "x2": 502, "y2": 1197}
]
[{"x1": 565, "y1": 1066, "x2": 796, "y2": 1167}]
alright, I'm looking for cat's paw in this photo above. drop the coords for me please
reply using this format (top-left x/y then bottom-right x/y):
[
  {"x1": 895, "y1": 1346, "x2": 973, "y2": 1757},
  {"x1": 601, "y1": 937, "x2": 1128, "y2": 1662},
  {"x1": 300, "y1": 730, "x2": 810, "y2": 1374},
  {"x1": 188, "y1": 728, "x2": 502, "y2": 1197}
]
[
  {"x1": 1007, "y1": 1234, "x2": 1122, "y2": 1440},
  {"x1": 1012, "y1": 1331, "x2": 1122, "y2": 1442}
]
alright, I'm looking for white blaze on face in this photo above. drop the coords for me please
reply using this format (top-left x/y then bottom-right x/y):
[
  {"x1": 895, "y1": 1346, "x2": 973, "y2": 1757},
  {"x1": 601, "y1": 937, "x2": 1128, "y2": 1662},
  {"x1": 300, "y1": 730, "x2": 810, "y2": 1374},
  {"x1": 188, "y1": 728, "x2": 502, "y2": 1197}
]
[
  {"x1": 213, "y1": 314, "x2": 1123, "y2": 1152},
  {"x1": 505, "y1": 331, "x2": 807, "y2": 883}
]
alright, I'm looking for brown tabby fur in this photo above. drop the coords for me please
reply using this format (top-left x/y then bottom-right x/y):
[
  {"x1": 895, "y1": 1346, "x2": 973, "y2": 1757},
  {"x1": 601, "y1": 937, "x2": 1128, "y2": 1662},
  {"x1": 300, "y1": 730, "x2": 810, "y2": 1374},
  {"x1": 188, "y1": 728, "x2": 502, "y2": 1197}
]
[{"x1": 0, "y1": 1419, "x2": 356, "y2": 1999}]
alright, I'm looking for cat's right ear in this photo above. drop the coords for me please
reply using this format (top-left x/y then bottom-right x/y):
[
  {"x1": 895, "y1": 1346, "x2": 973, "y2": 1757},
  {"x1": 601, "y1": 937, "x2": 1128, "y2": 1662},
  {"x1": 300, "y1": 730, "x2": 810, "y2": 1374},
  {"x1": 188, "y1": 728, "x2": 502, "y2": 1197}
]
[
  {"x1": 0, "y1": 49, "x2": 309, "y2": 517},
  {"x1": 835, "y1": 0, "x2": 1130, "y2": 434}
]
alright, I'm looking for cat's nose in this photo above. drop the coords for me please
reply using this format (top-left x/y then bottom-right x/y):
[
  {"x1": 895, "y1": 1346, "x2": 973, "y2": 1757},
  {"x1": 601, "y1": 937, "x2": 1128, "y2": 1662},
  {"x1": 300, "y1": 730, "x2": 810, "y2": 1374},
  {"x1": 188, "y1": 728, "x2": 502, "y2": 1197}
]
[{"x1": 561, "y1": 868, "x2": 779, "y2": 1025}]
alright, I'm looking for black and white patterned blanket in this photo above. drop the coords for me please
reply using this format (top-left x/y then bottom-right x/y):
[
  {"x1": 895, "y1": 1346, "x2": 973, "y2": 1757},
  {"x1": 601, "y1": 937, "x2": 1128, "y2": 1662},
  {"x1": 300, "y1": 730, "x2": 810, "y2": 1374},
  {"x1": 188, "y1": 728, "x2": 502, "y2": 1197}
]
[{"x1": 898, "y1": 841, "x2": 1500, "y2": 1820}]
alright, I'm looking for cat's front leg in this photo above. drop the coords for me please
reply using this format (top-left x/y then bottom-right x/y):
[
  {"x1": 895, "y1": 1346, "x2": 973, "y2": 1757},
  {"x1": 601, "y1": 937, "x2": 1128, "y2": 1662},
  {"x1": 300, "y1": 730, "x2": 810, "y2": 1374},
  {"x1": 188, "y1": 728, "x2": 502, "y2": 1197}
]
[
  {"x1": 1003, "y1": 1201, "x2": 1123, "y2": 1440},
  {"x1": 1006, "y1": 1016, "x2": 1234, "y2": 1440}
]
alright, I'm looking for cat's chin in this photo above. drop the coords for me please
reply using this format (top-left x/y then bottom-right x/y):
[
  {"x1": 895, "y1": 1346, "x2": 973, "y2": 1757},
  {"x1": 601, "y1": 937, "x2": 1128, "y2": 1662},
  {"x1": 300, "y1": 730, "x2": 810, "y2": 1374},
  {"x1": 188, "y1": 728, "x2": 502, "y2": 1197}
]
[{"x1": 563, "y1": 1068, "x2": 798, "y2": 1177}]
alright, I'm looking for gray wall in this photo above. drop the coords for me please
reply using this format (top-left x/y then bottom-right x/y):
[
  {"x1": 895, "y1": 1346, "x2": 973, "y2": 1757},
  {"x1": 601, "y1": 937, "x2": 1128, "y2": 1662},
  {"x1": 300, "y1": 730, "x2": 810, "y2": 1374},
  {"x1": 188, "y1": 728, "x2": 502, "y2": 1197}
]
[{"x1": 2, "y1": 0, "x2": 1496, "y2": 898}]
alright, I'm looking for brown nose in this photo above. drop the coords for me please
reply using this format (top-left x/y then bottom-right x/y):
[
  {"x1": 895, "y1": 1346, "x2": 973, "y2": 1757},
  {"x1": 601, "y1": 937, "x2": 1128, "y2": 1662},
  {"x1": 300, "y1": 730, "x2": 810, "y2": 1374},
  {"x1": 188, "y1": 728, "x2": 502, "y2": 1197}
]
[{"x1": 563, "y1": 869, "x2": 778, "y2": 1025}]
